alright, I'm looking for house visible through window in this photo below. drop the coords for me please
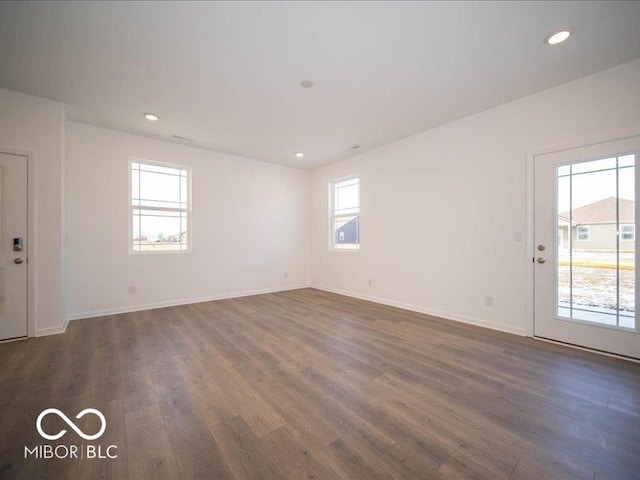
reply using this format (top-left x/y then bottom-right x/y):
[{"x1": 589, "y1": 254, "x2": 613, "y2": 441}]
[
  {"x1": 577, "y1": 225, "x2": 590, "y2": 241},
  {"x1": 131, "y1": 160, "x2": 191, "y2": 252},
  {"x1": 330, "y1": 175, "x2": 360, "y2": 250},
  {"x1": 621, "y1": 224, "x2": 635, "y2": 241}
]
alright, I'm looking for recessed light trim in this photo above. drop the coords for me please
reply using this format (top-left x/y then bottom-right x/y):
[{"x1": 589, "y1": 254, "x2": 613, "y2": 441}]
[
  {"x1": 144, "y1": 113, "x2": 159, "y2": 121},
  {"x1": 544, "y1": 29, "x2": 573, "y2": 45},
  {"x1": 295, "y1": 152, "x2": 304, "y2": 158}
]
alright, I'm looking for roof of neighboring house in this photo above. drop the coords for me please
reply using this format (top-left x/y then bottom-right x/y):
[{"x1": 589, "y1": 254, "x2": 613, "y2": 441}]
[
  {"x1": 559, "y1": 197, "x2": 635, "y2": 225},
  {"x1": 336, "y1": 216, "x2": 359, "y2": 232}
]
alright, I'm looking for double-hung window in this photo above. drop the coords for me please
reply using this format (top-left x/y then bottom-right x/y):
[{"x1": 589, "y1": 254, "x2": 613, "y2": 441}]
[
  {"x1": 621, "y1": 224, "x2": 635, "y2": 241},
  {"x1": 329, "y1": 175, "x2": 360, "y2": 250},
  {"x1": 130, "y1": 159, "x2": 191, "y2": 253},
  {"x1": 577, "y1": 225, "x2": 590, "y2": 241}
]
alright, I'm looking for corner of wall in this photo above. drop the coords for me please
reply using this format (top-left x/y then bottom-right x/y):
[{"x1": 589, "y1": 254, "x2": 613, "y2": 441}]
[{"x1": 311, "y1": 284, "x2": 527, "y2": 337}]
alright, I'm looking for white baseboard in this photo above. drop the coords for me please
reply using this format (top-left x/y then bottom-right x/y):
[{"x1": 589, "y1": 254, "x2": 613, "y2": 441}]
[
  {"x1": 57, "y1": 283, "x2": 525, "y2": 338},
  {"x1": 35, "y1": 317, "x2": 69, "y2": 337},
  {"x1": 66, "y1": 284, "x2": 311, "y2": 322},
  {"x1": 311, "y1": 284, "x2": 527, "y2": 337}
]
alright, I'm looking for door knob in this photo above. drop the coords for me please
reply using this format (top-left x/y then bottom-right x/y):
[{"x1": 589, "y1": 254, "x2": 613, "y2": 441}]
[
  {"x1": 536, "y1": 257, "x2": 546, "y2": 264},
  {"x1": 14, "y1": 258, "x2": 24, "y2": 264}
]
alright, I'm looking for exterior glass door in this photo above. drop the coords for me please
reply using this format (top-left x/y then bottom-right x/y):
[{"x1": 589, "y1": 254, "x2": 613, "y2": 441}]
[{"x1": 534, "y1": 136, "x2": 640, "y2": 358}]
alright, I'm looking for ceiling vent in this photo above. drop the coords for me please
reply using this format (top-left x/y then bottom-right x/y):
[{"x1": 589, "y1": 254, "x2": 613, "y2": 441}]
[{"x1": 171, "y1": 134, "x2": 195, "y2": 142}]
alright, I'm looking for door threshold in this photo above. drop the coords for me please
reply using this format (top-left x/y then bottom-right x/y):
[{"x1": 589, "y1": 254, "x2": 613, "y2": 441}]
[
  {"x1": 533, "y1": 335, "x2": 640, "y2": 364},
  {"x1": 0, "y1": 336, "x2": 28, "y2": 344}
]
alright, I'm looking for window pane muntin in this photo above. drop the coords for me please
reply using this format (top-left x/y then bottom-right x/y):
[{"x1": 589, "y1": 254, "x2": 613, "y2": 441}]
[
  {"x1": 555, "y1": 154, "x2": 635, "y2": 329},
  {"x1": 132, "y1": 208, "x2": 185, "y2": 218},
  {"x1": 570, "y1": 156, "x2": 617, "y2": 175},
  {"x1": 330, "y1": 175, "x2": 360, "y2": 250},
  {"x1": 333, "y1": 177, "x2": 360, "y2": 215},
  {"x1": 577, "y1": 226, "x2": 590, "y2": 241},
  {"x1": 139, "y1": 169, "x2": 181, "y2": 205},
  {"x1": 132, "y1": 169, "x2": 140, "y2": 201},
  {"x1": 181, "y1": 175, "x2": 188, "y2": 205},
  {"x1": 618, "y1": 154, "x2": 635, "y2": 168},
  {"x1": 132, "y1": 199, "x2": 187, "y2": 210},
  {"x1": 133, "y1": 162, "x2": 184, "y2": 176},
  {"x1": 131, "y1": 159, "x2": 190, "y2": 253}
]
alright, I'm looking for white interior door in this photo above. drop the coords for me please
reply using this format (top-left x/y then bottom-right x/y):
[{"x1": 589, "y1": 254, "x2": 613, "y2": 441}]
[
  {"x1": 534, "y1": 136, "x2": 640, "y2": 359},
  {"x1": 0, "y1": 152, "x2": 28, "y2": 341}
]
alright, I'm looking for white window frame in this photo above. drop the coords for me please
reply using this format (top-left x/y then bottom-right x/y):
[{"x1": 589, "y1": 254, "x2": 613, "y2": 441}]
[
  {"x1": 621, "y1": 224, "x2": 635, "y2": 241},
  {"x1": 129, "y1": 158, "x2": 192, "y2": 254},
  {"x1": 576, "y1": 225, "x2": 590, "y2": 242},
  {"x1": 329, "y1": 174, "x2": 360, "y2": 251}
]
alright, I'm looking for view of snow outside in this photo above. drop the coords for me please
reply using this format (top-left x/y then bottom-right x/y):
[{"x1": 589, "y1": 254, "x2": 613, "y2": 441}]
[
  {"x1": 131, "y1": 161, "x2": 189, "y2": 252},
  {"x1": 556, "y1": 155, "x2": 635, "y2": 328},
  {"x1": 557, "y1": 252, "x2": 635, "y2": 328}
]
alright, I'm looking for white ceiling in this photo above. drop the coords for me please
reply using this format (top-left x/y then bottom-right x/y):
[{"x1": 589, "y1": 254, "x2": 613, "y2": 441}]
[{"x1": 1, "y1": 1, "x2": 639, "y2": 169}]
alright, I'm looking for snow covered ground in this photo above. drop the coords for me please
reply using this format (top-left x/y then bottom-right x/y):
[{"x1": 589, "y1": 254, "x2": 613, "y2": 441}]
[{"x1": 557, "y1": 251, "x2": 635, "y2": 327}]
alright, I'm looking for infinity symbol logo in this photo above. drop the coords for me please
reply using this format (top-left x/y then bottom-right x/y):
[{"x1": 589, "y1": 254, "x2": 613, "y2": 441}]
[{"x1": 36, "y1": 408, "x2": 107, "y2": 441}]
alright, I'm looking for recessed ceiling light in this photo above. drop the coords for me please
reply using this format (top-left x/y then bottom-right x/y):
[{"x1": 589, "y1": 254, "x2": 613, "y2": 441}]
[
  {"x1": 544, "y1": 29, "x2": 573, "y2": 45},
  {"x1": 144, "y1": 113, "x2": 159, "y2": 121},
  {"x1": 295, "y1": 152, "x2": 304, "y2": 158},
  {"x1": 300, "y1": 80, "x2": 314, "y2": 89}
]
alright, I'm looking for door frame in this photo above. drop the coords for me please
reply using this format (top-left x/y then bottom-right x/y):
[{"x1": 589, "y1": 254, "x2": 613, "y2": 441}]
[
  {"x1": 526, "y1": 128, "x2": 640, "y2": 343},
  {"x1": 1, "y1": 147, "x2": 35, "y2": 339}
]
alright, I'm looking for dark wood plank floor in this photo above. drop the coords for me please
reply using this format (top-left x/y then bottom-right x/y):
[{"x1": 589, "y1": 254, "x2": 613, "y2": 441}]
[{"x1": 1, "y1": 288, "x2": 639, "y2": 479}]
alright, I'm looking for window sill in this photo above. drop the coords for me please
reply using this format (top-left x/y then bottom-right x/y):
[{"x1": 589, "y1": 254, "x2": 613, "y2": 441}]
[{"x1": 129, "y1": 249, "x2": 192, "y2": 255}]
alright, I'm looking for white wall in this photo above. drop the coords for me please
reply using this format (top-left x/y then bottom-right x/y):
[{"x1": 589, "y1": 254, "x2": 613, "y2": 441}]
[
  {"x1": 65, "y1": 122, "x2": 310, "y2": 318},
  {"x1": 4, "y1": 58, "x2": 639, "y2": 338},
  {"x1": 0, "y1": 88, "x2": 65, "y2": 336},
  {"x1": 311, "y1": 59, "x2": 640, "y2": 336}
]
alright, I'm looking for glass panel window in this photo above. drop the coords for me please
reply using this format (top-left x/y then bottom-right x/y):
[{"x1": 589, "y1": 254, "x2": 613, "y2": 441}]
[
  {"x1": 621, "y1": 224, "x2": 635, "y2": 241},
  {"x1": 330, "y1": 175, "x2": 360, "y2": 250},
  {"x1": 131, "y1": 160, "x2": 191, "y2": 253},
  {"x1": 577, "y1": 225, "x2": 590, "y2": 241},
  {"x1": 556, "y1": 155, "x2": 635, "y2": 328}
]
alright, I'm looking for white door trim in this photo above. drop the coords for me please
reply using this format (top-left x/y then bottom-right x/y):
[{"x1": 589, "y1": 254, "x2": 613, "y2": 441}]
[
  {"x1": 526, "y1": 127, "x2": 640, "y2": 344},
  {"x1": 0, "y1": 148, "x2": 35, "y2": 339}
]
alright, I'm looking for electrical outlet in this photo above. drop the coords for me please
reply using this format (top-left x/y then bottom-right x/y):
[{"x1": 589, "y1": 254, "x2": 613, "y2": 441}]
[
  {"x1": 485, "y1": 296, "x2": 494, "y2": 307},
  {"x1": 368, "y1": 279, "x2": 373, "y2": 286},
  {"x1": 284, "y1": 271, "x2": 289, "y2": 278},
  {"x1": 129, "y1": 286, "x2": 137, "y2": 294}
]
